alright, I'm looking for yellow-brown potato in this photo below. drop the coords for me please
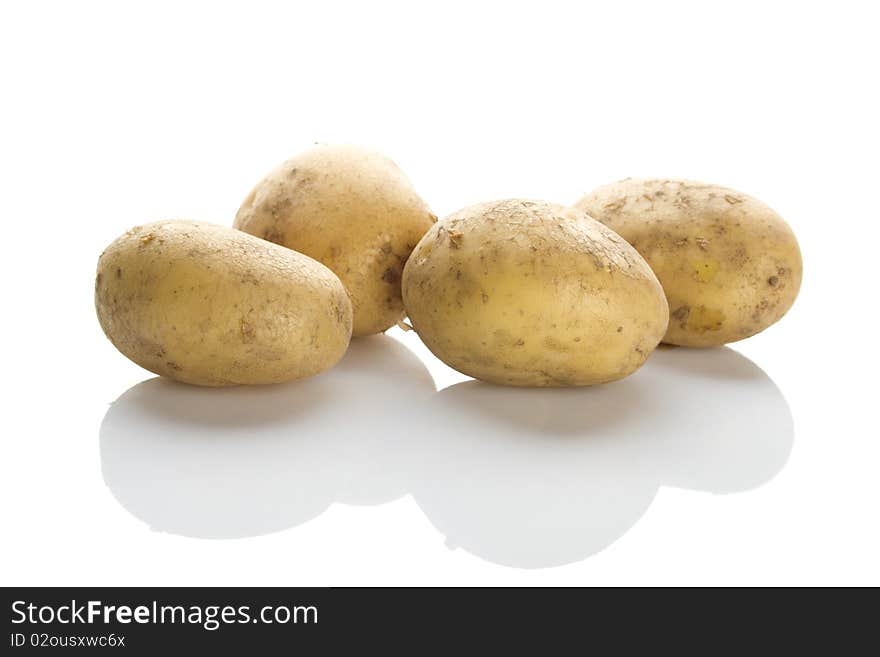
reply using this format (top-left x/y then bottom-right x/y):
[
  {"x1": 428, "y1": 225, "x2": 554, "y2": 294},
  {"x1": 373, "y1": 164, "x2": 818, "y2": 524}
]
[
  {"x1": 95, "y1": 221, "x2": 352, "y2": 386},
  {"x1": 234, "y1": 144, "x2": 436, "y2": 337},
  {"x1": 402, "y1": 200, "x2": 669, "y2": 387},
  {"x1": 575, "y1": 179, "x2": 802, "y2": 347}
]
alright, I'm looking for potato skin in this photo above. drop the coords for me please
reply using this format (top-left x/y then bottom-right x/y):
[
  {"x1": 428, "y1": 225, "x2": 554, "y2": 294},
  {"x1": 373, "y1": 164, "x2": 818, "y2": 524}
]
[
  {"x1": 401, "y1": 200, "x2": 669, "y2": 387},
  {"x1": 575, "y1": 179, "x2": 802, "y2": 347},
  {"x1": 233, "y1": 144, "x2": 436, "y2": 337},
  {"x1": 95, "y1": 221, "x2": 352, "y2": 386}
]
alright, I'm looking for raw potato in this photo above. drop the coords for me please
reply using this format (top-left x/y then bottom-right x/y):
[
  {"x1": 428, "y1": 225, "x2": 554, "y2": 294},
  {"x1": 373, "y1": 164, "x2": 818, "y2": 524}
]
[
  {"x1": 234, "y1": 144, "x2": 436, "y2": 336},
  {"x1": 575, "y1": 179, "x2": 802, "y2": 347},
  {"x1": 95, "y1": 221, "x2": 352, "y2": 386},
  {"x1": 402, "y1": 200, "x2": 669, "y2": 387}
]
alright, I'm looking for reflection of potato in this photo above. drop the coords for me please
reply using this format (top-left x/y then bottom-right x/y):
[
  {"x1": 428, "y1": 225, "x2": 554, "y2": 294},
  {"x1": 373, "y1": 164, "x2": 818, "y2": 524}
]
[
  {"x1": 99, "y1": 338, "x2": 791, "y2": 560},
  {"x1": 576, "y1": 179, "x2": 802, "y2": 346},
  {"x1": 234, "y1": 144, "x2": 437, "y2": 336},
  {"x1": 100, "y1": 336, "x2": 435, "y2": 538},
  {"x1": 409, "y1": 346, "x2": 793, "y2": 568},
  {"x1": 402, "y1": 200, "x2": 669, "y2": 386},
  {"x1": 411, "y1": 380, "x2": 658, "y2": 568},
  {"x1": 95, "y1": 220, "x2": 352, "y2": 386}
]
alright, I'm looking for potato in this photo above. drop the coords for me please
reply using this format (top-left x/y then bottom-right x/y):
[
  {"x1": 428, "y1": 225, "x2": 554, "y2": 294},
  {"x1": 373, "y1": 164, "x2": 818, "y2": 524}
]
[
  {"x1": 575, "y1": 179, "x2": 802, "y2": 347},
  {"x1": 95, "y1": 220, "x2": 352, "y2": 386},
  {"x1": 233, "y1": 144, "x2": 436, "y2": 337},
  {"x1": 401, "y1": 200, "x2": 669, "y2": 386}
]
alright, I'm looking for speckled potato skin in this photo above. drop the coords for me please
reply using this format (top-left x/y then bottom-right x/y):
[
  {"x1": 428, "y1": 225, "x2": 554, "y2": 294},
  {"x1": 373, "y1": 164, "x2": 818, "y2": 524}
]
[
  {"x1": 233, "y1": 144, "x2": 436, "y2": 336},
  {"x1": 575, "y1": 179, "x2": 802, "y2": 347},
  {"x1": 95, "y1": 221, "x2": 353, "y2": 386},
  {"x1": 401, "y1": 200, "x2": 669, "y2": 387}
]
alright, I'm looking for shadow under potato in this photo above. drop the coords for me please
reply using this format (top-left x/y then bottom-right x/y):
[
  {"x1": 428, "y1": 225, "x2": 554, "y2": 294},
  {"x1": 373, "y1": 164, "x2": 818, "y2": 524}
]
[
  {"x1": 100, "y1": 336, "x2": 435, "y2": 538},
  {"x1": 100, "y1": 337, "x2": 793, "y2": 568},
  {"x1": 409, "y1": 346, "x2": 793, "y2": 568}
]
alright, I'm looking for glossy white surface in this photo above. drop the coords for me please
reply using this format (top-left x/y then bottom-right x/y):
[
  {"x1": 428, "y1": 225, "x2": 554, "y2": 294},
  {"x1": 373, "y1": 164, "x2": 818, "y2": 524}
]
[
  {"x1": 1, "y1": 1, "x2": 877, "y2": 585},
  {"x1": 100, "y1": 338, "x2": 792, "y2": 568}
]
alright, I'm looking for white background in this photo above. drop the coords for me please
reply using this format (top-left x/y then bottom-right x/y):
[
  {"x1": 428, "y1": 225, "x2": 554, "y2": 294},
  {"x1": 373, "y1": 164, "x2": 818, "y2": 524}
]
[{"x1": 1, "y1": 0, "x2": 878, "y2": 585}]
